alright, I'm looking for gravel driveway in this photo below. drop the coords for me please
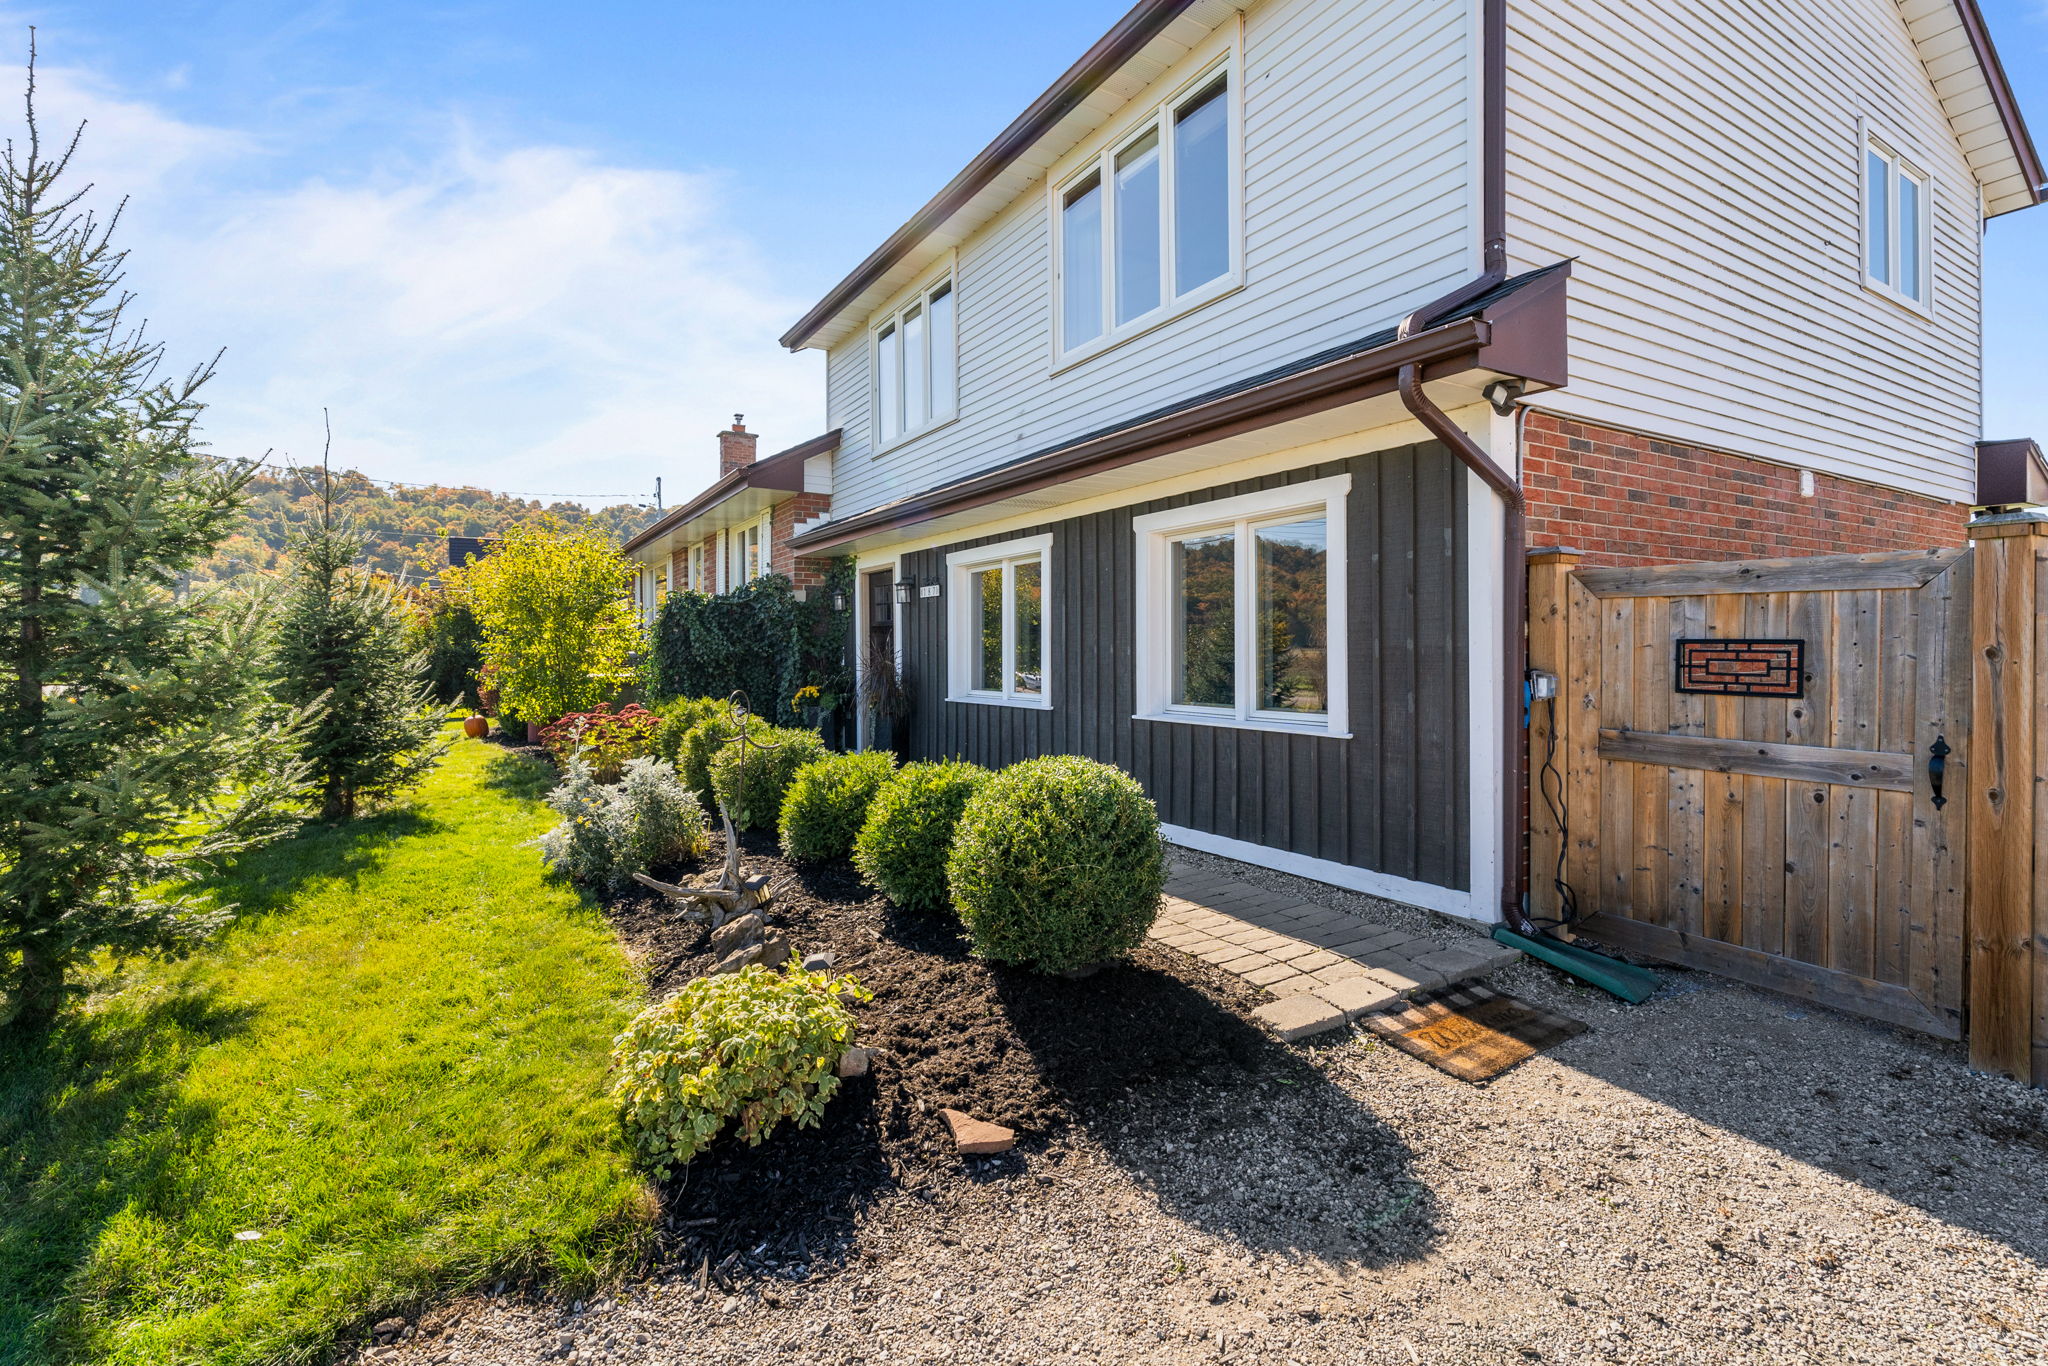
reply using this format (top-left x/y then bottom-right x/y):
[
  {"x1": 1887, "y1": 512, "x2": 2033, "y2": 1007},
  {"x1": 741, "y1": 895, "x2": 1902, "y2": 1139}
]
[{"x1": 371, "y1": 917, "x2": 2048, "y2": 1365}]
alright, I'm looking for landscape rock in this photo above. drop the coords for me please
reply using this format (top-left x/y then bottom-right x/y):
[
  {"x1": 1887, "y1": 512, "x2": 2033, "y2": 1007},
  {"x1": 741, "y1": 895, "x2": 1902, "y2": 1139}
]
[
  {"x1": 938, "y1": 1108, "x2": 1015, "y2": 1155},
  {"x1": 708, "y1": 944, "x2": 763, "y2": 975},
  {"x1": 758, "y1": 929, "x2": 791, "y2": 968},
  {"x1": 709, "y1": 913, "x2": 764, "y2": 959},
  {"x1": 836, "y1": 1046, "x2": 872, "y2": 1078},
  {"x1": 371, "y1": 1317, "x2": 407, "y2": 1344}
]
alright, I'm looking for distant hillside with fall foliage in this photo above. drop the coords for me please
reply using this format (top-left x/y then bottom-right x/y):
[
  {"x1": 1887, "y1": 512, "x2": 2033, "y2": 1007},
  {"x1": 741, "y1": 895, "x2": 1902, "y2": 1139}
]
[{"x1": 188, "y1": 467, "x2": 662, "y2": 587}]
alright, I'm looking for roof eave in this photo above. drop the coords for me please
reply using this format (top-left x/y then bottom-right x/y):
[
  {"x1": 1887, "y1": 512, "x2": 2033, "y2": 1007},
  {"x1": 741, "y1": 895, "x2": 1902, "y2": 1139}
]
[{"x1": 621, "y1": 430, "x2": 840, "y2": 555}]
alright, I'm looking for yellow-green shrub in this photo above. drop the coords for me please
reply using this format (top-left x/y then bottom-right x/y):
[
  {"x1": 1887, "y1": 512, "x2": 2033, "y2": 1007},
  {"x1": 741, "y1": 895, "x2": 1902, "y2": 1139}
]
[
  {"x1": 708, "y1": 725, "x2": 827, "y2": 830},
  {"x1": 610, "y1": 966, "x2": 870, "y2": 1175},
  {"x1": 779, "y1": 751, "x2": 898, "y2": 862},
  {"x1": 851, "y1": 760, "x2": 991, "y2": 913}
]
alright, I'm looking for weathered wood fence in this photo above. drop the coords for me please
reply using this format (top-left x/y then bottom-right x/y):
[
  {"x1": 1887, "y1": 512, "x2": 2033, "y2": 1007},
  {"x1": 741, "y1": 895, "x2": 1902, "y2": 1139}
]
[{"x1": 1527, "y1": 516, "x2": 2048, "y2": 1086}]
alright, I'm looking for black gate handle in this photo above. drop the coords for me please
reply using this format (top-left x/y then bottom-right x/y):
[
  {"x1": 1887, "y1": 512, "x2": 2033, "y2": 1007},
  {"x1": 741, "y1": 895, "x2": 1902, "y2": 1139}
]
[{"x1": 1929, "y1": 736, "x2": 1950, "y2": 810}]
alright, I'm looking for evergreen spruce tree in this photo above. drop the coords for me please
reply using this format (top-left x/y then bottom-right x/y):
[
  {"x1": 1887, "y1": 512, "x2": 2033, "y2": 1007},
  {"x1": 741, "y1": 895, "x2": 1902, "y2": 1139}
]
[
  {"x1": 272, "y1": 436, "x2": 447, "y2": 822},
  {"x1": 0, "y1": 61, "x2": 310, "y2": 1034}
]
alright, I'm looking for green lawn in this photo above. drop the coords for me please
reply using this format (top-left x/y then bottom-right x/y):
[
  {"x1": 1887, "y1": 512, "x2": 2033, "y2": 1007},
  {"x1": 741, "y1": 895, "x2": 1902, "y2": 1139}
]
[{"x1": 0, "y1": 733, "x2": 655, "y2": 1365}]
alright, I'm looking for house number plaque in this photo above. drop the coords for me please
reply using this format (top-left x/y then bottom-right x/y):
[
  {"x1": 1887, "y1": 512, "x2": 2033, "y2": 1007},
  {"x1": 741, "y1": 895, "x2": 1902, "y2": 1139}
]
[{"x1": 1674, "y1": 639, "x2": 1806, "y2": 698}]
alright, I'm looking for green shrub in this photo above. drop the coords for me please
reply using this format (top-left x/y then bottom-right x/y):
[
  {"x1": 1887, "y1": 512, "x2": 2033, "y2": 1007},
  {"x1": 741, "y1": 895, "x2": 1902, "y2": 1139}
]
[
  {"x1": 611, "y1": 965, "x2": 871, "y2": 1175},
  {"x1": 947, "y1": 754, "x2": 1165, "y2": 973},
  {"x1": 779, "y1": 751, "x2": 899, "y2": 862},
  {"x1": 651, "y1": 696, "x2": 724, "y2": 768},
  {"x1": 537, "y1": 755, "x2": 710, "y2": 892},
  {"x1": 852, "y1": 759, "x2": 992, "y2": 913},
  {"x1": 674, "y1": 713, "x2": 767, "y2": 810},
  {"x1": 708, "y1": 725, "x2": 828, "y2": 831}
]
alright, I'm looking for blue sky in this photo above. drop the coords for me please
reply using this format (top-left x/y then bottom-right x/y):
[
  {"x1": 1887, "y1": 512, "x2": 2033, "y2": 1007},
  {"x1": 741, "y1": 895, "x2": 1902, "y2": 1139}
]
[{"x1": 11, "y1": 1, "x2": 2048, "y2": 502}]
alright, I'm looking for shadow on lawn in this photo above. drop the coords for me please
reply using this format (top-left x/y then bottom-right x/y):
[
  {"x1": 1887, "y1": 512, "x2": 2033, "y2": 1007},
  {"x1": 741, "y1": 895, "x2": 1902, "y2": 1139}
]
[
  {"x1": 0, "y1": 987, "x2": 251, "y2": 1365},
  {"x1": 480, "y1": 749, "x2": 557, "y2": 804},
  {"x1": 203, "y1": 806, "x2": 439, "y2": 919},
  {"x1": 990, "y1": 957, "x2": 1442, "y2": 1269}
]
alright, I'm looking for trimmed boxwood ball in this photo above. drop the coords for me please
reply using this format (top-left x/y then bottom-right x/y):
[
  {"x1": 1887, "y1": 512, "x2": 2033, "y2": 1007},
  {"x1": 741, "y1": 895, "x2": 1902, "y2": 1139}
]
[
  {"x1": 852, "y1": 759, "x2": 992, "y2": 913},
  {"x1": 947, "y1": 754, "x2": 1166, "y2": 973},
  {"x1": 780, "y1": 750, "x2": 899, "y2": 862},
  {"x1": 651, "y1": 696, "x2": 725, "y2": 769},
  {"x1": 709, "y1": 724, "x2": 828, "y2": 830},
  {"x1": 674, "y1": 713, "x2": 767, "y2": 810}
]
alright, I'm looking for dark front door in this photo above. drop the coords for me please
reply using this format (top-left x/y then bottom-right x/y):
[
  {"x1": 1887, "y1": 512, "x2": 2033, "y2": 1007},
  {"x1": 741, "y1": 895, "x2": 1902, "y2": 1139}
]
[{"x1": 863, "y1": 569, "x2": 897, "y2": 751}]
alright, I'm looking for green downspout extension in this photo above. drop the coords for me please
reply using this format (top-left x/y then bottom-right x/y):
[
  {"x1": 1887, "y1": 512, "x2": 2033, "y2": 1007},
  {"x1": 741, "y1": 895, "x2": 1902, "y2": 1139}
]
[{"x1": 1491, "y1": 926, "x2": 1661, "y2": 1004}]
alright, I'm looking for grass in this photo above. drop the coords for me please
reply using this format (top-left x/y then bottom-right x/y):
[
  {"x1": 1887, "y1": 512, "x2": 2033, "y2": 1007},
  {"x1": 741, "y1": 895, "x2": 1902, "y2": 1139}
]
[{"x1": 0, "y1": 733, "x2": 656, "y2": 1365}]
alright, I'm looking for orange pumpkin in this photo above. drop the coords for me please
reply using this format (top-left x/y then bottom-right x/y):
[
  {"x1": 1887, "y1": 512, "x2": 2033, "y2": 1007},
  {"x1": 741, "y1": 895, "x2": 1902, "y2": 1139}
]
[{"x1": 463, "y1": 715, "x2": 489, "y2": 739}]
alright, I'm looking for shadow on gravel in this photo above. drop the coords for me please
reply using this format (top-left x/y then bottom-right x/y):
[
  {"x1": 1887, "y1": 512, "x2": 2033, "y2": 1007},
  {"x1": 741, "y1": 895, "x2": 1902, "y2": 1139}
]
[
  {"x1": 993, "y1": 958, "x2": 1442, "y2": 1268},
  {"x1": 1546, "y1": 972, "x2": 2048, "y2": 1261}
]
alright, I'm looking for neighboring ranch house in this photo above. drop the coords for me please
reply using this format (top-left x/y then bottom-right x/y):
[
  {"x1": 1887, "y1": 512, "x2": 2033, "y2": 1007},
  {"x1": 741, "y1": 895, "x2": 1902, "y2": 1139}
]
[
  {"x1": 704, "y1": 0, "x2": 2048, "y2": 927},
  {"x1": 622, "y1": 420, "x2": 838, "y2": 623}
]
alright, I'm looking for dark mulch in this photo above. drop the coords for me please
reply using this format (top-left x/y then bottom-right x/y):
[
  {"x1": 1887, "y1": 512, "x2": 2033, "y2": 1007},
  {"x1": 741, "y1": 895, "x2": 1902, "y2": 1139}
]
[{"x1": 594, "y1": 826, "x2": 1282, "y2": 1285}]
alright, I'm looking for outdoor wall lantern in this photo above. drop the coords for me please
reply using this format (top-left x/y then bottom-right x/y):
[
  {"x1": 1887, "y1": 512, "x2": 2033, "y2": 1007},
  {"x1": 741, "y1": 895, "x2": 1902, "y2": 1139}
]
[
  {"x1": 832, "y1": 591, "x2": 847, "y2": 612},
  {"x1": 893, "y1": 581, "x2": 914, "y2": 605}
]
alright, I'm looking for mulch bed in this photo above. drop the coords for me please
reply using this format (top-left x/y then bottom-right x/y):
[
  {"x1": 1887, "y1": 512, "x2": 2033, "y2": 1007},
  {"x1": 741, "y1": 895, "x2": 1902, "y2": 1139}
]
[{"x1": 598, "y1": 823, "x2": 1278, "y2": 1286}]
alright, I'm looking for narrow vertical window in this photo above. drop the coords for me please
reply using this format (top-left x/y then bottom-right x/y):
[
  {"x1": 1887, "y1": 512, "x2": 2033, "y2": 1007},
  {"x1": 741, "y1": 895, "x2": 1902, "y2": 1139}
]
[
  {"x1": 927, "y1": 282, "x2": 956, "y2": 418},
  {"x1": 1865, "y1": 149, "x2": 1891, "y2": 286},
  {"x1": 1254, "y1": 516, "x2": 1328, "y2": 715},
  {"x1": 1114, "y1": 128, "x2": 1162, "y2": 325},
  {"x1": 1012, "y1": 560, "x2": 1043, "y2": 696},
  {"x1": 1896, "y1": 169, "x2": 1923, "y2": 303},
  {"x1": 1174, "y1": 76, "x2": 1230, "y2": 295},
  {"x1": 902, "y1": 303, "x2": 927, "y2": 430},
  {"x1": 876, "y1": 322, "x2": 901, "y2": 444},
  {"x1": 1172, "y1": 530, "x2": 1236, "y2": 709},
  {"x1": 974, "y1": 566, "x2": 1003, "y2": 692},
  {"x1": 1062, "y1": 172, "x2": 1104, "y2": 349}
]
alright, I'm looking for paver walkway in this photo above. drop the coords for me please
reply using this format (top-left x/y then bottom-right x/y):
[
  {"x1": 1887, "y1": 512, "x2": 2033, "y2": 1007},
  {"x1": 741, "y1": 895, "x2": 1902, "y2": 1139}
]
[{"x1": 1149, "y1": 860, "x2": 1520, "y2": 1040}]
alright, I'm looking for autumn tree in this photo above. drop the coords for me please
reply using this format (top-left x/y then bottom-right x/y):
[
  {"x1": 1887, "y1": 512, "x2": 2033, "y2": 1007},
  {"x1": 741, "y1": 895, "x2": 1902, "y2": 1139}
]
[{"x1": 465, "y1": 520, "x2": 638, "y2": 728}]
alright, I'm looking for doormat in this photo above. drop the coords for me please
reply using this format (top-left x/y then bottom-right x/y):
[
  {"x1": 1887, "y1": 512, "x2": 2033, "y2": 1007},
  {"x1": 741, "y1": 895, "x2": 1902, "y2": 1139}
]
[{"x1": 1360, "y1": 983, "x2": 1588, "y2": 1082}]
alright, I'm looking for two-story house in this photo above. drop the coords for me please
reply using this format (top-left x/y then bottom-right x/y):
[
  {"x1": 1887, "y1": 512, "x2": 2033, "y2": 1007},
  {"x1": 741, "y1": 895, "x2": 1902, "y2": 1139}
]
[{"x1": 776, "y1": 0, "x2": 2043, "y2": 926}]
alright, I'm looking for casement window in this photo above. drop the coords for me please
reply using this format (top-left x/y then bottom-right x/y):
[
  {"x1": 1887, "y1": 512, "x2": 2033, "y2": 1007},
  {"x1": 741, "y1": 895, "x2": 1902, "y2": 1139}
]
[
  {"x1": 1055, "y1": 62, "x2": 1238, "y2": 362},
  {"x1": 688, "y1": 544, "x2": 705, "y2": 592},
  {"x1": 1863, "y1": 130, "x2": 1931, "y2": 310},
  {"x1": 872, "y1": 275, "x2": 958, "y2": 448},
  {"x1": 728, "y1": 513, "x2": 771, "y2": 587},
  {"x1": 1132, "y1": 476, "x2": 1348, "y2": 736},
  {"x1": 945, "y1": 533, "x2": 1052, "y2": 708}
]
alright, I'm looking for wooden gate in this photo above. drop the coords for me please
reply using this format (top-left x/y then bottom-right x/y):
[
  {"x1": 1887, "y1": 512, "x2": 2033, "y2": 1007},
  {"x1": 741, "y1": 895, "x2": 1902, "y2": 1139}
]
[{"x1": 1527, "y1": 548, "x2": 1971, "y2": 1040}]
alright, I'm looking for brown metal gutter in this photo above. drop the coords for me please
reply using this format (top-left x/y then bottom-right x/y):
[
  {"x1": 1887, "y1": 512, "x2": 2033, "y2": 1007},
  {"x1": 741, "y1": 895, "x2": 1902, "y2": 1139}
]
[
  {"x1": 622, "y1": 429, "x2": 840, "y2": 555},
  {"x1": 780, "y1": 0, "x2": 1203, "y2": 350},
  {"x1": 1394, "y1": 0, "x2": 1537, "y2": 933},
  {"x1": 1953, "y1": 0, "x2": 2047, "y2": 211},
  {"x1": 789, "y1": 319, "x2": 1491, "y2": 553}
]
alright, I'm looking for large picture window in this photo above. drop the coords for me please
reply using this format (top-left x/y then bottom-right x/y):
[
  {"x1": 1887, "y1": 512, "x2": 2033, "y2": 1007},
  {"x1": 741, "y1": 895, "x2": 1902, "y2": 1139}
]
[
  {"x1": 1133, "y1": 476, "x2": 1348, "y2": 735},
  {"x1": 1862, "y1": 129, "x2": 1931, "y2": 311},
  {"x1": 1055, "y1": 64, "x2": 1237, "y2": 362},
  {"x1": 945, "y1": 534, "x2": 1052, "y2": 708},
  {"x1": 872, "y1": 275, "x2": 958, "y2": 448}
]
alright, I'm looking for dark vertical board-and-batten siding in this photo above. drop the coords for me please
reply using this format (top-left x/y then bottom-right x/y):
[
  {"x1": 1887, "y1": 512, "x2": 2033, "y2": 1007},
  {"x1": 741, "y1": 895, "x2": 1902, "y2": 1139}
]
[{"x1": 894, "y1": 442, "x2": 1469, "y2": 892}]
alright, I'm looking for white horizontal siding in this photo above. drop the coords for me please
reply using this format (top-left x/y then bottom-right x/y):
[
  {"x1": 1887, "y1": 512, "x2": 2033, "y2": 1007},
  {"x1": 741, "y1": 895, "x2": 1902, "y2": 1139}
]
[
  {"x1": 1507, "y1": 0, "x2": 1984, "y2": 503},
  {"x1": 829, "y1": 0, "x2": 1478, "y2": 519}
]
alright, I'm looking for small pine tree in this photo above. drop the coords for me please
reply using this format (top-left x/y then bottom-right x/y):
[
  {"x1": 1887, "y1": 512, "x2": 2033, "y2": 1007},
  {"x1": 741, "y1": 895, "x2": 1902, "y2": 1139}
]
[
  {"x1": 0, "y1": 59, "x2": 310, "y2": 1034},
  {"x1": 272, "y1": 437, "x2": 448, "y2": 821}
]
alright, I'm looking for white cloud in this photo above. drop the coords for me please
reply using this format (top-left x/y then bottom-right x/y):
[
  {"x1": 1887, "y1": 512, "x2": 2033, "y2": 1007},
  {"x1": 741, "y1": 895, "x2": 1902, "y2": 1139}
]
[{"x1": 32, "y1": 63, "x2": 823, "y2": 502}]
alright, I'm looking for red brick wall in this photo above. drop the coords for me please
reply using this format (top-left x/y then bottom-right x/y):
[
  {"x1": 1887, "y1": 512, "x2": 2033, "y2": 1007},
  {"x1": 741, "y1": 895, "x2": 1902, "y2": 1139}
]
[
  {"x1": 1521, "y1": 411, "x2": 1969, "y2": 568},
  {"x1": 772, "y1": 492, "x2": 834, "y2": 592}
]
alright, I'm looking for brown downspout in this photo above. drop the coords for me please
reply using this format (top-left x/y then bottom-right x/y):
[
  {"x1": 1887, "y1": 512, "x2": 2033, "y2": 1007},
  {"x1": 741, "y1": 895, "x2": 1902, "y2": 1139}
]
[{"x1": 1394, "y1": 0, "x2": 1536, "y2": 934}]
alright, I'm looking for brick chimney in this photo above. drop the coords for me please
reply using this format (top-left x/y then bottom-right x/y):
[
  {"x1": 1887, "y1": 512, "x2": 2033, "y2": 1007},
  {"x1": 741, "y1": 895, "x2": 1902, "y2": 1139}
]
[{"x1": 717, "y1": 414, "x2": 758, "y2": 478}]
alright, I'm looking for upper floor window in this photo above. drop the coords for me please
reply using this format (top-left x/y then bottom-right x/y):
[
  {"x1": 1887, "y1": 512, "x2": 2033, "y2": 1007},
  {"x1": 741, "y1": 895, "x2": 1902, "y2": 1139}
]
[
  {"x1": 873, "y1": 275, "x2": 957, "y2": 448},
  {"x1": 1057, "y1": 65, "x2": 1238, "y2": 363},
  {"x1": 1863, "y1": 130, "x2": 1930, "y2": 311}
]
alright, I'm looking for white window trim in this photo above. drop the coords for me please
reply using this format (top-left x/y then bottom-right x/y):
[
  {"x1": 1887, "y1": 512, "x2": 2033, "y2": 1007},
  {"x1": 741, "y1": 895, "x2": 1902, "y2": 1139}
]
[
  {"x1": 945, "y1": 532, "x2": 1053, "y2": 710},
  {"x1": 1048, "y1": 43, "x2": 1245, "y2": 373},
  {"x1": 1132, "y1": 475, "x2": 1349, "y2": 737},
  {"x1": 1859, "y1": 120, "x2": 1933, "y2": 318},
  {"x1": 869, "y1": 263, "x2": 961, "y2": 455}
]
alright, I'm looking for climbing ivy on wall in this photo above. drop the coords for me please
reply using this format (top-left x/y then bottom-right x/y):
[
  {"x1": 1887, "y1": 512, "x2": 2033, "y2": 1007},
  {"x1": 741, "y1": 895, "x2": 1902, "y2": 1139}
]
[{"x1": 647, "y1": 559, "x2": 855, "y2": 719}]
